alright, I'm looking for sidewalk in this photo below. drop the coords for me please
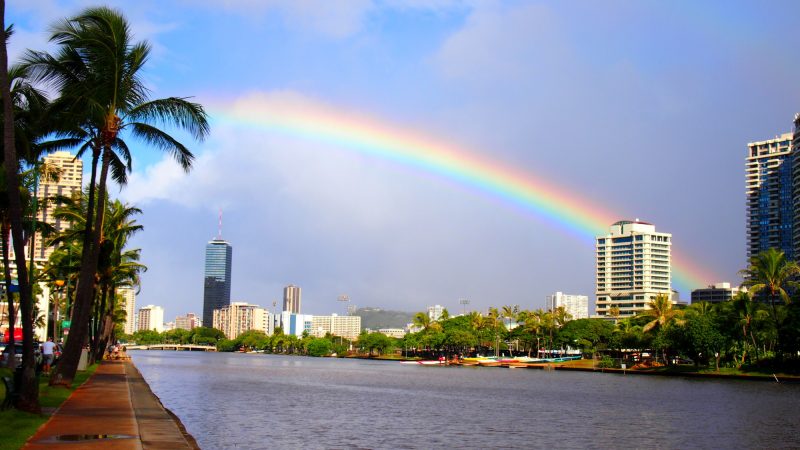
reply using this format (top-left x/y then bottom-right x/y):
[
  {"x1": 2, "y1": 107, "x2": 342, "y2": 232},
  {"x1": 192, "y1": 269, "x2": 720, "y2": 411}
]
[{"x1": 24, "y1": 361, "x2": 197, "y2": 449}]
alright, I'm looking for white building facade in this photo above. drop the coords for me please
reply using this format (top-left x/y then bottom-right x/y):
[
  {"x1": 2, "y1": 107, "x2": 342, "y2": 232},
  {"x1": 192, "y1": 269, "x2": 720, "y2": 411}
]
[
  {"x1": 596, "y1": 220, "x2": 672, "y2": 318},
  {"x1": 277, "y1": 311, "x2": 312, "y2": 337},
  {"x1": 427, "y1": 304, "x2": 444, "y2": 321},
  {"x1": 137, "y1": 305, "x2": 165, "y2": 332},
  {"x1": 118, "y1": 287, "x2": 136, "y2": 335},
  {"x1": 546, "y1": 292, "x2": 589, "y2": 320},
  {"x1": 310, "y1": 314, "x2": 362, "y2": 340}
]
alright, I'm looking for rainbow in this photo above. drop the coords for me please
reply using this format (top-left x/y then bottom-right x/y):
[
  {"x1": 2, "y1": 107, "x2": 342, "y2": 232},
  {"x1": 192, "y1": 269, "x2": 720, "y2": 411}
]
[{"x1": 210, "y1": 94, "x2": 721, "y2": 294}]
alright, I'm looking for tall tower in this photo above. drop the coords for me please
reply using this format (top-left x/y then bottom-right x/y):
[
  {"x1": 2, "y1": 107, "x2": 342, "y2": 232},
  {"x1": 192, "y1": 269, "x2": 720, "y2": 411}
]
[
  {"x1": 747, "y1": 132, "x2": 794, "y2": 261},
  {"x1": 203, "y1": 237, "x2": 233, "y2": 328},
  {"x1": 595, "y1": 220, "x2": 672, "y2": 318},
  {"x1": 34, "y1": 151, "x2": 83, "y2": 261},
  {"x1": 283, "y1": 285, "x2": 301, "y2": 314},
  {"x1": 118, "y1": 287, "x2": 136, "y2": 335},
  {"x1": 793, "y1": 115, "x2": 800, "y2": 259}
]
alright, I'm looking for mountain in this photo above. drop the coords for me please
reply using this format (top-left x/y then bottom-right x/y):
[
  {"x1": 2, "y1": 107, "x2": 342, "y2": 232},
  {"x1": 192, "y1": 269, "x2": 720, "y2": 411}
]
[{"x1": 353, "y1": 307, "x2": 415, "y2": 330}]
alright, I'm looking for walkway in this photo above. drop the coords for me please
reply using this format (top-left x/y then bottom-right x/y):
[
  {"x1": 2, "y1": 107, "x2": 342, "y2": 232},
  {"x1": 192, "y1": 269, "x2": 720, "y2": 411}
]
[{"x1": 24, "y1": 361, "x2": 197, "y2": 449}]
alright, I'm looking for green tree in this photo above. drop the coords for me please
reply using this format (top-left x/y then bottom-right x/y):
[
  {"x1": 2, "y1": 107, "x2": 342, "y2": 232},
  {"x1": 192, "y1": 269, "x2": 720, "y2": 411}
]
[
  {"x1": 24, "y1": 6, "x2": 209, "y2": 386},
  {"x1": 556, "y1": 318, "x2": 614, "y2": 358},
  {"x1": 306, "y1": 338, "x2": 333, "y2": 357}
]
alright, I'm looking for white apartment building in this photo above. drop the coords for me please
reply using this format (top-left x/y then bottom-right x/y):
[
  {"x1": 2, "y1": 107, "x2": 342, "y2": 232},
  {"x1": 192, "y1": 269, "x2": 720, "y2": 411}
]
[
  {"x1": 137, "y1": 305, "x2": 165, "y2": 332},
  {"x1": 427, "y1": 304, "x2": 444, "y2": 321},
  {"x1": 213, "y1": 302, "x2": 271, "y2": 339},
  {"x1": 596, "y1": 220, "x2": 672, "y2": 318},
  {"x1": 118, "y1": 287, "x2": 136, "y2": 335},
  {"x1": 310, "y1": 314, "x2": 362, "y2": 340},
  {"x1": 546, "y1": 292, "x2": 589, "y2": 320}
]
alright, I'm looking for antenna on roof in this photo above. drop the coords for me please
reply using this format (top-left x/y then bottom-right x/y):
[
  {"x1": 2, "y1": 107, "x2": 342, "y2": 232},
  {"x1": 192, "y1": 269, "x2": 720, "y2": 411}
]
[{"x1": 217, "y1": 208, "x2": 223, "y2": 240}]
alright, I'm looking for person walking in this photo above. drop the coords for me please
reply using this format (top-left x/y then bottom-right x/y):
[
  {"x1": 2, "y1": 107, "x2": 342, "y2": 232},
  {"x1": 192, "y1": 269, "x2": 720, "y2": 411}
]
[{"x1": 42, "y1": 337, "x2": 56, "y2": 374}]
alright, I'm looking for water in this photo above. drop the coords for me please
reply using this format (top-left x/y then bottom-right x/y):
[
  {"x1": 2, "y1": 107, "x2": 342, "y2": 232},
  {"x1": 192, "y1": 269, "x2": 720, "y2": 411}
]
[{"x1": 132, "y1": 351, "x2": 800, "y2": 449}]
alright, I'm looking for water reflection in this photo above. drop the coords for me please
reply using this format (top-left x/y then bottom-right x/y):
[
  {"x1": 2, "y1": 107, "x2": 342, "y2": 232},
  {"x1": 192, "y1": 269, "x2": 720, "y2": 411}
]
[{"x1": 132, "y1": 352, "x2": 800, "y2": 449}]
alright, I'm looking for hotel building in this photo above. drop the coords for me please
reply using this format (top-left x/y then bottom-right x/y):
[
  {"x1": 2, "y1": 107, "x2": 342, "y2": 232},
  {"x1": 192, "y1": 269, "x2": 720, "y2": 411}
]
[
  {"x1": 546, "y1": 292, "x2": 589, "y2": 320},
  {"x1": 213, "y1": 302, "x2": 271, "y2": 339},
  {"x1": 137, "y1": 305, "x2": 165, "y2": 333},
  {"x1": 427, "y1": 304, "x2": 445, "y2": 321},
  {"x1": 595, "y1": 220, "x2": 672, "y2": 317},
  {"x1": 283, "y1": 285, "x2": 301, "y2": 314},
  {"x1": 277, "y1": 311, "x2": 313, "y2": 337},
  {"x1": 203, "y1": 238, "x2": 233, "y2": 327},
  {"x1": 747, "y1": 132, "x2": 794, "y2": 261}
]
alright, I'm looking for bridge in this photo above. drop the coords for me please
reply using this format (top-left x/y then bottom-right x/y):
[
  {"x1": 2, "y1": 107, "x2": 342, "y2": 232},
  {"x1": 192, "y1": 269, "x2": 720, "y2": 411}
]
[{"x1": 126, "y1": 344, "x2": 217, "y2": 352}]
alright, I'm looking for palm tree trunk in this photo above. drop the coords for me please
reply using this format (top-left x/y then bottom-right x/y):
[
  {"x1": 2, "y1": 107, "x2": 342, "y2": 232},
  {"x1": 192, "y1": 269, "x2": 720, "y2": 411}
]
[
  {"x1": 2, "y1": 217, "x2": 16, "y2": 368},
  {"x1": 50, "y1": 147, "x2": 109, "y2": 386},
  {"x1": 0, "y1": 4, "x2": 39, "y2": 412}
]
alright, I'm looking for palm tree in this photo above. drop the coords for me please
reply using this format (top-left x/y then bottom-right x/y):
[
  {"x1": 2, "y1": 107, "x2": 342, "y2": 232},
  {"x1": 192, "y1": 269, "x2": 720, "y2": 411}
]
[
  {"x1": 0, "y1": 9, "x2": 42, "y2": 412},
  {"x1": 23, "y1": 7, "x2": 210, "y2": 386},
  {"x1": 740, "y1": 248, "x2": 799, "y2": 327},
  {"x1": 729, "y1": 291, "x2": 767, "y2": 365},
  {"x1": 641, "y1": 293, "x2": 682, "y2": 333}
]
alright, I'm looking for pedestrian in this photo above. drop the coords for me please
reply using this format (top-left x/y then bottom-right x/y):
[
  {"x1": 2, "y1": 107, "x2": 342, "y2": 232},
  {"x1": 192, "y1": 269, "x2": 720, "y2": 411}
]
[{"x1": 41, "y1": 337, "x2": 56, "y2": 374}]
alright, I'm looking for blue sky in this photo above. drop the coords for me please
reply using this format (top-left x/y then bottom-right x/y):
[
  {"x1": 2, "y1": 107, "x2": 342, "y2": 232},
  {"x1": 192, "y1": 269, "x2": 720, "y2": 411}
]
[{"x1": 7, "y1": 1, "x2": 800, "y2": 321}]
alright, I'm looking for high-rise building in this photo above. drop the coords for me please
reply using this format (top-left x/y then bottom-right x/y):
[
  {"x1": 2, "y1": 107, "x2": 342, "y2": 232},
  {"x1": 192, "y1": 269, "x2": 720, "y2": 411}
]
[
  {"x1": 595, "y1": 220, "x2": 672, "y2": 318},
  {"x1": 310, "y1": 314, "x2": 362, "y2": 340},
  {"x1": 137, "y1": 305, "x2": 164, "y2": 332},
  {"x1": 546, "y1": 292, "x2": 589, "y2": 320},
  {"x1": 283, "y1": 285, "x2": 301, "y2": 314},
  {"x1": 175, "y1": 313, "x2": 199, "y2": 330},
  {"x1": 33, "y1": 151, "x2": 83, "y2": 262},
  {"x1": 212, "y1": 302, "x2": 271, "y2": 339},
  {"x1": 793, "y1": 114, "x2": 800, "y2": 258},
  {"x1": 118, "y1": 287, "x2": 136, "y2": 335},
  {"x1": 203, "y1": 238, "x2": 232, "y2": 327},
  {"x1": 747, "y1": 133, "x2": 794, "y2": 261}
]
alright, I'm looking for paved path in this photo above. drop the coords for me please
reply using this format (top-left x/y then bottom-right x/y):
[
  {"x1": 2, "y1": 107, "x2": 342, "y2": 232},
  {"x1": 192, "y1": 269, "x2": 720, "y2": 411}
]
[{"x1": 24, "y1": 361, "x2": 197, "y2": 449}]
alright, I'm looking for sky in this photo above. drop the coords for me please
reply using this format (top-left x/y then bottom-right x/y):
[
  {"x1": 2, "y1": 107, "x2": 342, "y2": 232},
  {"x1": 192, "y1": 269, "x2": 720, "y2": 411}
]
[{"x1": 6, "y1": 1, "x2": 800, "y2": 321}]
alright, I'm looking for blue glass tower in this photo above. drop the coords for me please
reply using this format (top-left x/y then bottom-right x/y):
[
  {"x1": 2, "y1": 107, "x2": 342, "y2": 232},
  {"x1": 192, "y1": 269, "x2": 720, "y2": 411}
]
[
  {"x1": 746, "y1": 133, "x2": 794, "y2": 262},
  {"x1": 203, "y1": 238, "x2": 232, "y2": 327}
]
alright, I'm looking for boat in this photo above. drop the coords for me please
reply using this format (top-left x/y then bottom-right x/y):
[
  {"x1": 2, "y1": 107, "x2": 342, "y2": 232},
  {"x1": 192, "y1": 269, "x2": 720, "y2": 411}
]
[{"x1": 399, "y1": 360, "x2": 445, "y2": 365}]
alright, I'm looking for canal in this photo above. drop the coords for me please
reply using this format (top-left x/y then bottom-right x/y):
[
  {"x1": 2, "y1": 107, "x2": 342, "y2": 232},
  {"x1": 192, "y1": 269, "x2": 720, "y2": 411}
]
[{"x1": 132, "y1": 351, "x2": 800, "y2": 449}]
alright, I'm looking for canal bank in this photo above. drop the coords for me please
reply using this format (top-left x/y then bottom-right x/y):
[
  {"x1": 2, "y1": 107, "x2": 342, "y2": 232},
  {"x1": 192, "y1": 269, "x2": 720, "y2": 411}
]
[{"x1": 23, "y1": 361, "x2": 197, "y2": 449}]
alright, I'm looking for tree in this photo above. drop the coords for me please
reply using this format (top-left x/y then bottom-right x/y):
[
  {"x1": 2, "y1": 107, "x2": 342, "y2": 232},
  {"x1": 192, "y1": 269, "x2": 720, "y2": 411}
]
[
  {"x1": 0, "y1": 4, "x2": 41, "y2": 412},
  {"x1": 556, "y1": 318, "x2": 614, "y2": 358},
  {"x1": 306, "y1": 338, "x2": 333, "y2": 357},
  {"x1": 23, "y1": 7, "x2": 210, "y2": 386},
  {"x1": 741, "y1": 248, "x2": 800, "y2": 356},
  {"x1": 641, "y1": 293, "x2": 683, "y2": 334}
]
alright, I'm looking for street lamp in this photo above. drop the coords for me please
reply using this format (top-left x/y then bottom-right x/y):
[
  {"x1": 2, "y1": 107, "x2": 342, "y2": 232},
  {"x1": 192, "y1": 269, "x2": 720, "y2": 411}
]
[
  {"x1": 459, "y1": 298, "x2": 470, "y2": 316},
  {"x1": 54, "y1": 279, "x2": 65, "y2": 343}
]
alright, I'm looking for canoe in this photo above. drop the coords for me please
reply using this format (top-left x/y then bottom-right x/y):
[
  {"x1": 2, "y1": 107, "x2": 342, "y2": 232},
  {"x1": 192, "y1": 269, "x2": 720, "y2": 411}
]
[{"x1": 400, "y1": 360, "x2": 445, "y2": 365}]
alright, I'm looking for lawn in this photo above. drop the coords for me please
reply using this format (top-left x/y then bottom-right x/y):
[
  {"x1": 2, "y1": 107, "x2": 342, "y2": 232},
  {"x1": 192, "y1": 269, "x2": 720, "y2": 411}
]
[{"x1": 0, "y1": 364, "x2": 97, "y2": 450}]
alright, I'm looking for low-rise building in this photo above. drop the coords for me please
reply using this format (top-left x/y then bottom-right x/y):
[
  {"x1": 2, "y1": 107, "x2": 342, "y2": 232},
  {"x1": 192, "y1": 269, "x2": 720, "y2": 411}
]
[
  {"x1": 276, "y1": 311, "x2": 313, "y2": 337},
  {"x1": 691, "y1": 282, "x2": 743, "y2": 304},
  {"x1": 310, "y1": 314, "x2": 362, "y2": 340},
  {"x1": 377, "y1": 328, "x2": 405, "y2": 338}
]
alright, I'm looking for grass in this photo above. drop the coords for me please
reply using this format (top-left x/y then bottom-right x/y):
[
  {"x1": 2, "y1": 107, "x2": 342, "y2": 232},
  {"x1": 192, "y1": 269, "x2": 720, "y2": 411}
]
[{"x1": 0, "y1": 364, "x2": 98, "y2": 450}]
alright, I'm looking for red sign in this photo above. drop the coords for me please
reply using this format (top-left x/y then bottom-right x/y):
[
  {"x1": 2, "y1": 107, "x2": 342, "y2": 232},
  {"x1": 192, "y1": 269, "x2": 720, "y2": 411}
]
[{"x1": 1, "y1": 328, "x2": 23, "y2": 343}]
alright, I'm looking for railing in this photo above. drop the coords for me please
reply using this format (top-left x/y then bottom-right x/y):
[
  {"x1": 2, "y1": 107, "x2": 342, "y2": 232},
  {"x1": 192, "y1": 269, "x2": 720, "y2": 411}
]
[{"x1": 125, "y1": 344, "x2": 217, "y2": 351}]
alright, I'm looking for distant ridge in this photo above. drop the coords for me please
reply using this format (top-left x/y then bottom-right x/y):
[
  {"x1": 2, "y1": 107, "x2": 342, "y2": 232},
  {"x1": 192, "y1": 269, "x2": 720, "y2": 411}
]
[{"x1": 353, "y1": 307, "x2": 414, "y2": 330}]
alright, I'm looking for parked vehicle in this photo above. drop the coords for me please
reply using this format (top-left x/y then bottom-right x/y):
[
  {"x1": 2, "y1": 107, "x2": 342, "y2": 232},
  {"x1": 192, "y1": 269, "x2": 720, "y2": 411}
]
[{"x1": 0, "y1": 343, "x2": 43, "y2": 368}]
